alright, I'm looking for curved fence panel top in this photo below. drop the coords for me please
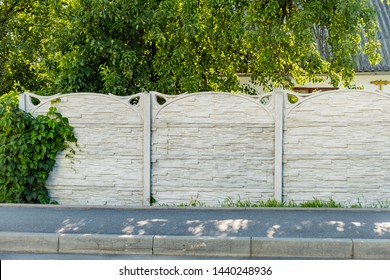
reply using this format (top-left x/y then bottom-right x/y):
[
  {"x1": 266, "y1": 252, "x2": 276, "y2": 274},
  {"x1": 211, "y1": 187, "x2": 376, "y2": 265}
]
[
  {"x1": 151, "y1": 91, "x2": 274, "y2": 122},
  {"x1": 151, "y1": 91, "x2": 275, "y2": 206},
  {"x1": 23, "y1": 92, "x2": 145, "y2": 206}
]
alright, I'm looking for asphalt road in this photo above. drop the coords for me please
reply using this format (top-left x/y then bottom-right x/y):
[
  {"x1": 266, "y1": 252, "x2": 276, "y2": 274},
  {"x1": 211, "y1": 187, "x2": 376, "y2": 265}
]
[{"x1": 1, "y1": 204, "x2": 390, "y2": 239}]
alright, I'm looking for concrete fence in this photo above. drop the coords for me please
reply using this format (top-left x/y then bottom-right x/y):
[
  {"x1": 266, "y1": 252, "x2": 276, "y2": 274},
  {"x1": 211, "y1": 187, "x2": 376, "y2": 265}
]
[{"x1": 18, "y1": 90, "x2": 390, "y2": 206}]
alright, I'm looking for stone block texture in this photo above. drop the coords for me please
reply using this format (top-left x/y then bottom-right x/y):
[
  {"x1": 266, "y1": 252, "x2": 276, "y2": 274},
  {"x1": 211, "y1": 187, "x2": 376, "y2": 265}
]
[
  {"x1": 284, "y1": 90, "x2": 390, "y2": 205},
  {"x1": 23, "y1": 90, "x2": 390, "y2": 207},
  {"x1": 29, "y1": 93, "x2": 144, "y2": 206},
  {"x1": 151, "y1": 93, "x2": 275, "y2": 206}
]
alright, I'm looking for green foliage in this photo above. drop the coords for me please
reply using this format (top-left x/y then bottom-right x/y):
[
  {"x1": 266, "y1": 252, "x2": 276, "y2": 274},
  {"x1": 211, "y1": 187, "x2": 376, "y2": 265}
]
[
  {"x1": 150, "y1": 195, "x2": 157, "y2": 205},
  {"x1": 287, "y1": 94, "x2": 299, "y2": 104},
  {"x1": 348, "y1": 198, "x2": 390, "y2": 208},
  {"x1": 158, "y1": 196, "x2": 390, "y2": 208},
  {"x1": 220, "y1": 196, "x2": 253, "y2": 207},
  {"x1": 244, "y1": 0, "x2": 382, "y2": 90},
  {"x1": 177, "y1": 198, "x2": 207, "y2": 207},
  {"x1": 150, "y1": 0, "x2": 246, "y2": 94},
  {"x1": 0, "y1": 91, "x2": 77, "y2": 203},
  {"x1": 0, "y1": 0, "x2": 52, "y2": 95},
  {"x1": 220, "y1": 197, "x2": 297, "y2": 207},
  {"x1": 298, "y1": 198, "x2": 342, "y2": 208},
  {"x1": 253, "y1": 199, "x2": 298, "y2": 208},
  {"x1": 0, "y1": 0, "x2": 385, "y2": 96},
  {"x1": 349, "y1": 199, "x2": 364, "y2": 208}
]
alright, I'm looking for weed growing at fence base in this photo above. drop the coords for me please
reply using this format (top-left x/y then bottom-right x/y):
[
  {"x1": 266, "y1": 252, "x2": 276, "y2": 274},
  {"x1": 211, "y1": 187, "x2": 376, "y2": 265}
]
[
  {"x1": 220, "y1": 197, "x2": 344, "y2": 208},
  {"x1": 155, "y1": 196, "x2": 390, "y2": 208}
]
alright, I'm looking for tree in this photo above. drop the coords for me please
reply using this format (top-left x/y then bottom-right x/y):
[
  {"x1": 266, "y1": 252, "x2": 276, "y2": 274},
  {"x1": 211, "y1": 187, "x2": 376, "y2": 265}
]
[
  {"x1": 244, "y1": 0, "x2": 382, "y2": 90},
  {"x1": 0, "y1": 0, "x2": 53, "y2": 95},
  {"x1": 37, "y1": 0, "x2": 162, "y2": 95},
  {"x1": 150, "y1": 0, "x2": 247, "y2": 94},
  {"x1": 0, "y1": 0, "x2": 385, "y2": 96}
]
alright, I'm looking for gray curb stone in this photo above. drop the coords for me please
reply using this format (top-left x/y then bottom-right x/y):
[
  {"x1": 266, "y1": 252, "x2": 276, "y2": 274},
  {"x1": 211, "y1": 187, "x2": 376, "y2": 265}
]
[
  {"x1": 0, "y1": 232, "x2": 58, "y2": 253},
  {"x1": 353, "y1": 239, "x2": 390, "y2": 259},
  {"x1": 1, "y1": 232, "x2": 390, "y2": 259},
  {"x1": 153, "y1": 236, "x2": 251, "y2": 257},
  {"x1": 59, "y1": 234, "x2": 153, "y2": 255},
  {"x1": 252, "y1": 237, "x2": 352, "y2": 259}
]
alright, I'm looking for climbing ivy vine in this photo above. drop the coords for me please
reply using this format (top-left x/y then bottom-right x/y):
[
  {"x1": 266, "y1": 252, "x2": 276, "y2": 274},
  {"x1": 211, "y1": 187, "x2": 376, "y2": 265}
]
[{"x1": 0, "y1": 92, "x2": 77, "y2": 203}]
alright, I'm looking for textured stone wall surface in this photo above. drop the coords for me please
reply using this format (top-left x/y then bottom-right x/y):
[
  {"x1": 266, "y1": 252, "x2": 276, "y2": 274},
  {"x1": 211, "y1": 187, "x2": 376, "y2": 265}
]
[
  {"x1": 21, "y1": 90, "x2": 390, "y2": 207},
  {"x1": 151, "y1": 93, "x2": 275, "y2": 206},
  {"x1": 28, "y1": 93, "x2": 144, "y2": 206},
  {"x1": 284, "y1": 90, "x2": 390, "y2": 205}
]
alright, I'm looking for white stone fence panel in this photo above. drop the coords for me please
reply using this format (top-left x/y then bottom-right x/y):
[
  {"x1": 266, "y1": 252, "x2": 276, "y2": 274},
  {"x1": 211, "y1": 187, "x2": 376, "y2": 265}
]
[
  {"x1": 18, "y1": 90, "x2": 390, "y2": 206},
  {"x1": 19, "y1": 92, "x2": 146, "y2": 206},
  {"x1": 284, "y1": 90, "x2": 390, "y2": 205}
]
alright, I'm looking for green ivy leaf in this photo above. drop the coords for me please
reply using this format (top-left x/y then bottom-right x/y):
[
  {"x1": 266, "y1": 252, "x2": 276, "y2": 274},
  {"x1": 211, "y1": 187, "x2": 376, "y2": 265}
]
[{"x1": 0, "y1": 92, "x2": 77, "y2": 204}]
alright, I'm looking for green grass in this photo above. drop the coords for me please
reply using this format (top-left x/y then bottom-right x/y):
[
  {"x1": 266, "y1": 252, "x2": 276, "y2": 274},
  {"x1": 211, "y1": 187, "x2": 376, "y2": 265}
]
[
  {"x1": 154, "y1": 196, "x2": 390, "y2": 208},
  {"x1": 219, "y1": 197, "x2": 344, "y2": 208}
]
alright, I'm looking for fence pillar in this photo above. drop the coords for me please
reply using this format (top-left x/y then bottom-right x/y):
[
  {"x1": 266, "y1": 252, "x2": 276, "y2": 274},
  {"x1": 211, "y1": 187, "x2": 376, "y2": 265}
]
[
  {"x1": 18, "y1": 93, "x2": 27, "y2": 111},
  {"x1": 274, "y1": 89, "x2": 285, "y2": 202},
  {"x1": 143, "y1": 92, "x2": 152, "y2": 206}
]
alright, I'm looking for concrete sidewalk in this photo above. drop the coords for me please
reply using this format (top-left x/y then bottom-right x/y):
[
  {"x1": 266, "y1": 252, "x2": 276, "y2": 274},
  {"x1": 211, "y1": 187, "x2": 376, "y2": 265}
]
[{"x1": 1, "y1": 204, "x2": 390, "y2": 259}]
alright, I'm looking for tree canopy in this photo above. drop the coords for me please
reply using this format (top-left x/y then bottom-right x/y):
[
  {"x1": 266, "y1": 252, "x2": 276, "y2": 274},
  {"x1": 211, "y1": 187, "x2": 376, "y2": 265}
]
[{"x1": 0, "y1": 0, "x2": 385, "y2": 96}]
